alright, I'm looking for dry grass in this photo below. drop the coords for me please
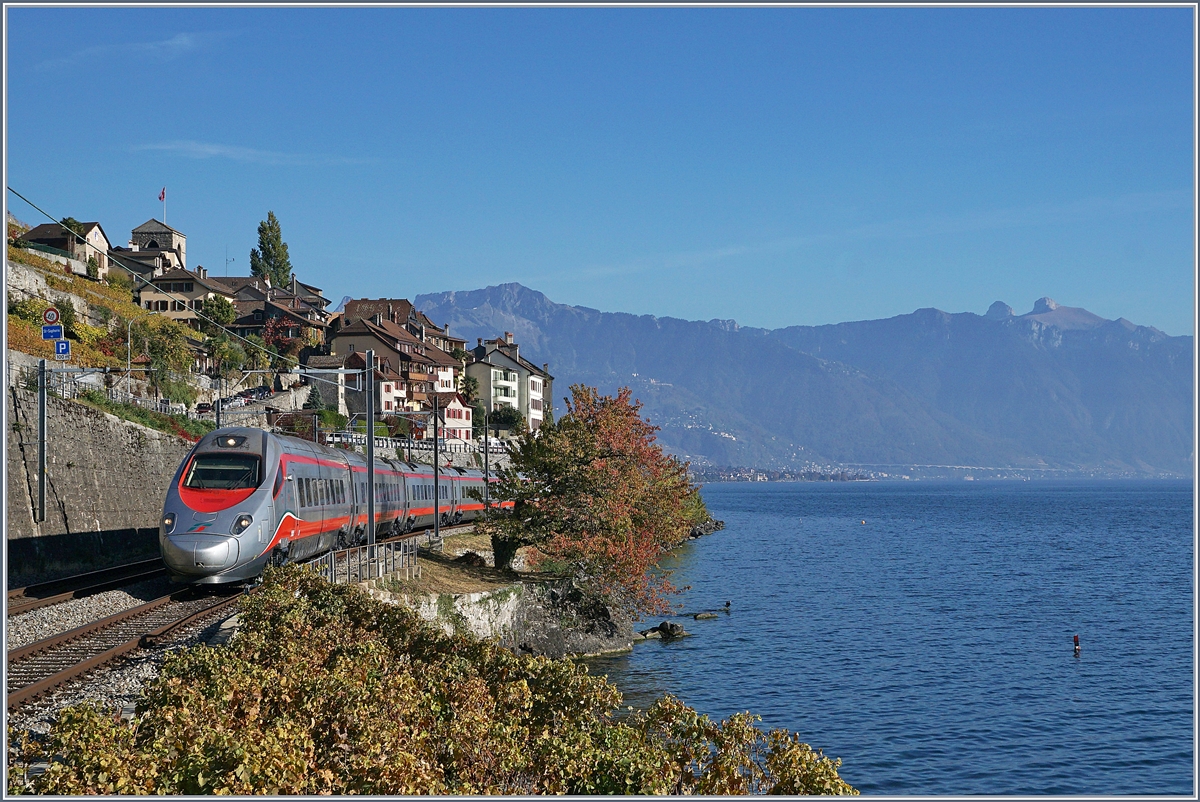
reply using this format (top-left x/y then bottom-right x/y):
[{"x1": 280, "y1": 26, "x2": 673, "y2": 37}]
[
  {"x1": 386, "y1": 548, "x2": 521, "y2": 596},
  {"x1": 443, "y1": 530, "x2": 495, "y2": 555}
]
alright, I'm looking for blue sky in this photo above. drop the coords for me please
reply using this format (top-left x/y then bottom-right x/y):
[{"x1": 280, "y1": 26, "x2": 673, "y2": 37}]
[{"x1": 5, "y1": 7, "x2": 1195, "y2": 335}]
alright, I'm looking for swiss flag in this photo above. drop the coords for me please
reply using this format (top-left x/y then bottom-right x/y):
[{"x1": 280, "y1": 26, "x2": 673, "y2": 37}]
[{"x1": 159, "y1": 187, "x2": 166, "y2": 202}]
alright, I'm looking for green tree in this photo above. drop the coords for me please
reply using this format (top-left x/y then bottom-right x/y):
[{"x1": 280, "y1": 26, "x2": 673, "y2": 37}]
[
  {"x1": 198, "y1": 295, "x2": 237, "y2": 336},
  {"x1": 58, "y1": 217, "x2": 86, "y2": 238},
  {"x1": 471, "y1": 402, "x2": 488, "y2": 438},
  {"x1": 477, "y1": 385, "x2": 709, "y2": 615},
  {"x1": 490, "y1": 404, "x2": 525, "y2": 433},
  {"x1": 459, "y1": 374, "x2": 479, "y2": 405},
  {"x1": 85, "y1": 256, "x2": 99, "y2": 280},
  {"x1": 207, "y1": 335, "x2": 247, "y2": 380},
  {"x1": 249, "y1": 211, "x2": 292, "y2": 288},
  {"x1": 243, "y1": 334, "x2": 271, "y2": 372},
  {"x1": 303, "y1": 385, "x2": 324, "y2": 409}
]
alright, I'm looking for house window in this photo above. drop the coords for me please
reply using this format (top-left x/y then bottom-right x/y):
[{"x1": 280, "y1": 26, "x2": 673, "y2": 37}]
[
  {"x1": 348, "y1": 343, "x2": 355, "y2": 353},
  {"x1": 185, "y1": 282, "x2": 193, "y2": 292},
  {"x1": 385, "y1": 401, "x2": 392, "y2": 411},
  {"x1": 384, "y1": 385, "x2": 391, "y2": 393},
  {"x1": 254, "y1": 311, "x2": 263, "y2": 321}
]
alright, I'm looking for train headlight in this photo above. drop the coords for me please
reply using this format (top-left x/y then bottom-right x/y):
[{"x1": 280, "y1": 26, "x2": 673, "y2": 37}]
[
  {"x1": 162, "y1": 512, "x2": 176, "y2": 534},
  {"x1": 231, "y1": 514, "x2": 254, "y2": 535}
]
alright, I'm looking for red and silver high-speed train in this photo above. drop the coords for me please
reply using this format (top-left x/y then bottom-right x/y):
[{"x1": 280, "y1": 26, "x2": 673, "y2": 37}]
[{"x1": 160, "y1": 426, "x2": 508, "y2": 584}]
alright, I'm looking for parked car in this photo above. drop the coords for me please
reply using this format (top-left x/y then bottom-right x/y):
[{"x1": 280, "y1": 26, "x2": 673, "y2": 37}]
[{"x1": 196, "y1": 402, "x2": 212, "y2": 414}]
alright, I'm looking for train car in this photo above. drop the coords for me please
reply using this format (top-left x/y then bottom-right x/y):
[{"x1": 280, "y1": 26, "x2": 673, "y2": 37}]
[{"x1": 161, "y1": 426, "x2": 517, "y2": 584}]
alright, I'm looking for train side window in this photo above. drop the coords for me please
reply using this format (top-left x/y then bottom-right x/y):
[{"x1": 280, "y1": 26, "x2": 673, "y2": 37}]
[{"x1": 303, "y1": 478, "x2": 311, "y2": 507}]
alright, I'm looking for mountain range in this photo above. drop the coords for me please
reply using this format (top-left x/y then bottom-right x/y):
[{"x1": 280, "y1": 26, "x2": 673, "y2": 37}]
[{"x1": 415, "y1": 284, "x2": 1193, "y2": 476}]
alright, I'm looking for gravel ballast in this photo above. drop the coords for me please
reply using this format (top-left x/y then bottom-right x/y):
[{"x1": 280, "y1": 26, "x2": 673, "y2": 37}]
[{"x1": 5, "y1": 576, "x2": 176, "y2": 651}]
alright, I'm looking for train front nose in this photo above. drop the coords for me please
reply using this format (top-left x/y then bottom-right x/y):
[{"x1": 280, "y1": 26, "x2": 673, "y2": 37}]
[{"x1": 161, "y1": 532, "x2": 241, "y2": 576}]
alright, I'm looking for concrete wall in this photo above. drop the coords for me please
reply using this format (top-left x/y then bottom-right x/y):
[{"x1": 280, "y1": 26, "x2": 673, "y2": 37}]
[
  {"x1": 5, "y1": 387, "x2": 194, "y2": 585},
  {"x1": 15, "y1": 248, "x2": 88, "y2": 277}
]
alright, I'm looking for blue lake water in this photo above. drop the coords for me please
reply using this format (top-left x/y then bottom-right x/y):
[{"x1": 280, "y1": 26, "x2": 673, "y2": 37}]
[{"x1": 586, "y1": 480, "x2": 1194, "y2": 795}]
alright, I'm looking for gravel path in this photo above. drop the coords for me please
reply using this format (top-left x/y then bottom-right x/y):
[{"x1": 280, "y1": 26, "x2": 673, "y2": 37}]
[{"x1": 6, "y1": 576, "x2": 177, "y2": 651}]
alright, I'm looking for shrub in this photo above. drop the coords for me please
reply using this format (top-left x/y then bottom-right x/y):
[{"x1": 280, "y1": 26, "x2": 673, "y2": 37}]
[
  {"x1": 74, "y1": 390, "x2": 213, "y2": 441},
  {"x1": 6, "y1": 567, "x2": 857, "y2": 795}
]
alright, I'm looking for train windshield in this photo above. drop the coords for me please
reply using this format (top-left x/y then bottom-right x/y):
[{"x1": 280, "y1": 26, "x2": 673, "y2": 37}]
[{"x1": 184, "y1": 455, "x2": 261, "y2": 490}]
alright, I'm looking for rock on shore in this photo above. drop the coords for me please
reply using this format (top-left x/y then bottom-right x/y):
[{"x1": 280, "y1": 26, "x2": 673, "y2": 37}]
[{"x1": 688, "y1": 518, "x2": 725, "y2": 539}]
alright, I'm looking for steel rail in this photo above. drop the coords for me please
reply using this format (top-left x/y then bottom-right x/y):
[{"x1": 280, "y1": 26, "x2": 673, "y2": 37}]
[
  {"x1": 7, "y1": 590, "x2": 241, "y2": 710},
  {"x1": 8, "y1": 559, "x2": 168, "y2": 617}
]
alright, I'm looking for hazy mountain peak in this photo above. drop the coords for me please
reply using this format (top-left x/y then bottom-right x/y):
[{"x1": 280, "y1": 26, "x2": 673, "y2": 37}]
[
  {"x1": 1021, "y1": 297, "x2": 1108, "y2": 330},
  {"x1": 709, "y1": 318, "x2": 741, "y2": 332},
  {"x1": 409, "y1": 283, "x2": 1190, "y2": 475},
  {"x1": 986, "y1": 301, "x2": 1015, "y2": 319}
]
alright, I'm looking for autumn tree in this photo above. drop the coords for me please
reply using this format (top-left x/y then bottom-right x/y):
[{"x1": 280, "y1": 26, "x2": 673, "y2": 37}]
[
  {"x1": 478, "y1": 385, "x2": 709, "y2": 615},
  {"x1": 262, "y1": 316, "x2": 301, "y2": 368},
  {"x1": 249, "y1": 211, "x2": 292, "y2": 288}
]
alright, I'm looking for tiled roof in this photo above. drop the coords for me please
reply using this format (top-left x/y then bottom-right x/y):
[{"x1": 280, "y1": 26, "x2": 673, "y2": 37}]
[
  {"x1": 132, "y1": 218, "x2": 184, "y2": 236},
  {"x1": 148, "y1": 268, "x2": 228, "y2": 294},
  {"x1": 304, "y1": 354, "x2": 346, "y2": 369},
  {"x1": 207, "y1": 276, "x2": 271, "y2": 293}
]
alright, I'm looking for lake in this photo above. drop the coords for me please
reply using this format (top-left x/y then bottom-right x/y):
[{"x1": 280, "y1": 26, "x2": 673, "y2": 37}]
[{"x1": 586, "y1": 480, "x2": 1194, "y2": 795}]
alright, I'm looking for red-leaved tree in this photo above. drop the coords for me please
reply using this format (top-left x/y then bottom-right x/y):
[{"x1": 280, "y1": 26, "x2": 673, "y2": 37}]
[{"x1": 479, "y1": 385, "x2": 709, "y2": 615}]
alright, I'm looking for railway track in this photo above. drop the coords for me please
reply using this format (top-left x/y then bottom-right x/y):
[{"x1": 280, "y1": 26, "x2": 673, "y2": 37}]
[
  {"x1": 7, "y1": 588, "x2": 242, "y2": 710},
  {"x1": 8, "y1": 559, "x2": 169, "y2": 617}
]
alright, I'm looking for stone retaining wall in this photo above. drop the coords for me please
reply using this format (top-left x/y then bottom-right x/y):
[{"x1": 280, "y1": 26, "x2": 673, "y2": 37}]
[
  {"x1": 364, "y1": 579, "x2": 633, "y2": 659},
  {"x1": 5, "y1": 387, "x2": 193, "y2": 584}
]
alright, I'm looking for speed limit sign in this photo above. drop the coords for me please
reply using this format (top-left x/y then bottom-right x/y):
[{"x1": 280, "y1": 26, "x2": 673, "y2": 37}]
[{"x1": 42, "y1": 307, "x2": 60, "y2": 325}]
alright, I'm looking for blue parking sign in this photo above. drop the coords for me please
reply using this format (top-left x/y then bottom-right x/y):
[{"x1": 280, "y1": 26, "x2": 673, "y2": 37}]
[{"x1": 54, "y1": 339, "x2": 70, "y2": 360}]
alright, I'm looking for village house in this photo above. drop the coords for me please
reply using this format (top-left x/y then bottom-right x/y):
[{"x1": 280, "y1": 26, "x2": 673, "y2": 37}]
[
  {"x1": 205, "y1": 274, "x2": 330, "y2": 344},
  {"x1": 108, "y1": 218, "x2": 187, "y2": 283},
  {"x1": 329, "y1": 314, "x2": 456, "y2": 411},
  {"x1": 136, "y1": 266, "x2": 235, "y2": 328},
  {"x1": 467, "y1": 332, "x2": 553, "y2": 431},
  {"x1": 21, "y1": 220, "x2": 112, "y2": 277},
  {"x1": 423, "y1": 392, "x2": 473, "y2": 442},
  {"x1": 337, "y1": 298, "x2": 467, "y2": 381},
  {"x1": 343, "y1": 351, "x2": 407, "y2": 416}
]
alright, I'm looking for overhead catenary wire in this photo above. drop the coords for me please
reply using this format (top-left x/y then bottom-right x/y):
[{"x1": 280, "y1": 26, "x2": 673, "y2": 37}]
[{"x1": 6, "y1": 185, "x2": 348, "y2": 391}]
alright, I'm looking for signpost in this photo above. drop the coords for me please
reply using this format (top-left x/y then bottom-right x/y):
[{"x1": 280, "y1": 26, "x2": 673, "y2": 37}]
[{"x1": 43, "y1": 307, "x2": 68, "y2": 360}]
